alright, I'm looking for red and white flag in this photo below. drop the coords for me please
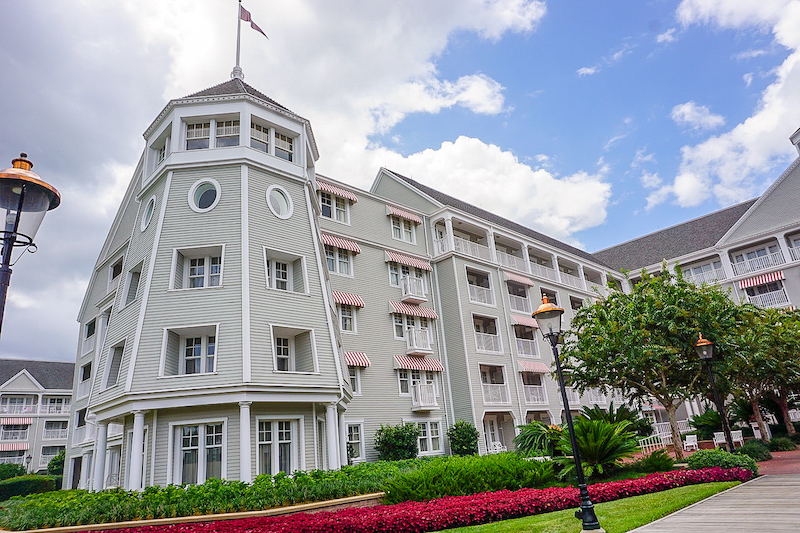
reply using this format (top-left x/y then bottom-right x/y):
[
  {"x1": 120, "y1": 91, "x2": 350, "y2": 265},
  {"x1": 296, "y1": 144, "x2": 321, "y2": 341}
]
[{"x1": 240, "y1": 5, "x2": 268, "y2": 39}]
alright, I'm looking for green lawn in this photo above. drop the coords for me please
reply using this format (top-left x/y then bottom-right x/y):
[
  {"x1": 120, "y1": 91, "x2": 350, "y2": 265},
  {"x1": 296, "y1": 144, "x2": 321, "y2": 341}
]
[{"x1": 441, "y1": 481, "x2": 739, "y2": 533}]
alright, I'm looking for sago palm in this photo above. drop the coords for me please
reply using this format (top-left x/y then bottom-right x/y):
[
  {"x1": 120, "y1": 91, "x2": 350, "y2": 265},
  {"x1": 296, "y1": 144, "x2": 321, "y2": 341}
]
[{"x1": 555, "y1": 418, "x2": 638, "y2": 479}]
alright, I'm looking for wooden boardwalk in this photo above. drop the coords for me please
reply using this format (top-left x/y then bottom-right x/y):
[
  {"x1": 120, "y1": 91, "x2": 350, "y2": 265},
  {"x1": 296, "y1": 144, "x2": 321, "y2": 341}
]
[{"x1": 631, "y1": 475, "x2": 800, "y2": 532}]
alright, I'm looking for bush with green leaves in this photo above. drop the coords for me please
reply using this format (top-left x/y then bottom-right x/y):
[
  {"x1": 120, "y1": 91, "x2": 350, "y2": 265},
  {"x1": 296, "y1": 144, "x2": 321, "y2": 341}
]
[
  {"x1": 768, "y1": 437, "x2": 798, "y2": 451},
  {"x1": 513, "y1": 422, "x2": 564, "y2": 457},
  {"x1": 373, "y1": 423, "x2": 420, "y2": 461},
  {"x1": 382, "y1": 452, "x2": 555, "y2": 504},
  {"x1": 447, "y1": 420, "x2": 479, "y2": 456},
  {"x1": 0, "y1": 463, "x2": 25, "y2": 482},
  {"x1": 0, "y1": 475, "x2": 58, "y2": 502},
  {"x1": 625, "y1": 449, "x2": 675, "y2": 473},
  {"x1": 554, "y1": 419, "x2": 638, "y2": 480},
  {"x1": 580, "y1": 402, "x2": 653, "y2": 437},
  {"x1": 686, "y1": 448, "x2": 758, "y2": 475},
  {"x1": 47, "y1": 450, "x2": 65, "y2": 476},
  {"x1": 790, "y1": 432, "x2": 800, "y2": 444},
  {"x1": 689, "y1": 410, "x2": 722, "y2": 441},
  {"x1": 737, "y1": 439, "x2": 772, "y2": 462}
]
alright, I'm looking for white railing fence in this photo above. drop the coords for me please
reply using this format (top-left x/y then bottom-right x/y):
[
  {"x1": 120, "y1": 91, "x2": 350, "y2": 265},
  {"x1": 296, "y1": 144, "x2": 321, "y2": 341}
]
[
  {"x1": 475, "y1": 332, "x2": 502, "y2": 353},
  {"x1": 731, "y1": 251, "x2": 785, "y2": 276},
  {"x1": 497, "y1": 250, "x2": 527, "y2": 271},
  {"x1": 516, "y1": 338, "x2": 538, "y2": 357},
  {"x1": 482, "y1": 383, "x2": 510, "y2": 404},
  {"x1": 411, "y1": 383, "x2": 438, "y2": 409},
  {"x1": 523, "y1": 385, "x2": 547, "y2": 404},
  {"x1": 509, "y1": 294, "x2": 531, "y2": 313},
  {"x1": 747, "y1": 288, "x2": 790, "y2": 308},
  {"x1": 468, "y1": 284, "x2": 495, "y2": 305},
  {"x1": 638, "y1": 435, "x2": 666, "y2": 455}
]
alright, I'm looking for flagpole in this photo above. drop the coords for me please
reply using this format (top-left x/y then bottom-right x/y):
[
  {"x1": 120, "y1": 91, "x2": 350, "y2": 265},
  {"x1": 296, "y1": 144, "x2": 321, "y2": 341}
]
[{"x1": 232, "y1": 0, "x2": 243, "y2": 79}]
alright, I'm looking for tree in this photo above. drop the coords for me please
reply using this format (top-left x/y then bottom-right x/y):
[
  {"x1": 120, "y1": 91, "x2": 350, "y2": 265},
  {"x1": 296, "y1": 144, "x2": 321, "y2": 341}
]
[
  {"x1": 561, "y1": 267, "x2": 741, "y2": 460},
  {"x1": 373, "y1": 423, "x2": 419, "y2": 461},
  {"x1": 447, "y1": 421, "x2": 479, "y2": 456},
  {"x1": 761, "y1": 309, "x2": 800, "y2": 437},
  {"x1": 47, "y1": 450, "x2": 65, "y2": 476}
]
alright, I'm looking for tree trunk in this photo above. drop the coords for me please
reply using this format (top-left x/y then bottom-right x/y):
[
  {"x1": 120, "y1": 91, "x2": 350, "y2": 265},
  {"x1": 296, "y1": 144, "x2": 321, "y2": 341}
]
[
  {"x1": 751, "y1": 397, "x2": 769, "y2": 442},
  {"x1": 666, "y1": 404, "x2": 684, "y2": 461},
  {"x1": 774, "y1": 388, "x2": 796, "y2": 437}
]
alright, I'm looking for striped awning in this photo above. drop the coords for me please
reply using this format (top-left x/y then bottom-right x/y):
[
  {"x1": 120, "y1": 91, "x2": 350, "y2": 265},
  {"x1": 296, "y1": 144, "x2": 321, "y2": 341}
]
[
  {"x1": 0, "y1": 442, "x2": 28, "y2": 451},
  {"x1": 321, "y1": 233, "x2": 361, "y2": 254},
  {"x1": 389, "y1": 301, "x2": 439, "y2": 319},
  {"x1": 345, "y1": 352, "x2": 371, "y2": 367},
  {"x1": 517, "y1": 360, "x2": 550, "y2": 373},
  {"x1": 740, "y1": 270, "x2": 784, "y2": 289},
  {"x1": 332, "y1": 290, "x2": 365, "y2": 307},
  {"x1": 510, "y1": 314, "x2": 538, "y2": 329},
  {"x1": 642, "y1": 403, "x2": 666, "y2": 411},
  {"x1": 1, "y1": 418, "x2": 32, "y2": 425},
  {"x1": 386, "y1": 205, "x2": 423, "y2": 224},
  {"x1": 393, "y1": 355, "x2": 444, "y2": 372},
  {"x1": 385, "y1": 250, "x2": 433, "y2": 271},
  {"x1": 318, "y1": 180, "x2": 358, "y2": 202},
  {"x1": 504, "y1": 270, "x2": 535, "y2": 287}
]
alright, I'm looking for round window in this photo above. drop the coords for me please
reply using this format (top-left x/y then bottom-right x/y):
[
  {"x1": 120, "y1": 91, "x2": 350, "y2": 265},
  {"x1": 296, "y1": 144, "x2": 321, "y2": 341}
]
[
  {"x1": 267, "y1": 185, "x2": 293, "y2": 219},
  {"x1": 188, "y1": 179, "x2": 221, "y2": 213},
  {"x1": 140, "y1": 196, "x2": 156, "y2": 231}
]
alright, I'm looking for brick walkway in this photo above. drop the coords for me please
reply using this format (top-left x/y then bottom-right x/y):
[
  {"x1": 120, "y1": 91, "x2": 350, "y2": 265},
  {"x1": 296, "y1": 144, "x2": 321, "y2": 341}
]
[{"x1": 757, "y1": 449, "x2": 800, "y2": 475}]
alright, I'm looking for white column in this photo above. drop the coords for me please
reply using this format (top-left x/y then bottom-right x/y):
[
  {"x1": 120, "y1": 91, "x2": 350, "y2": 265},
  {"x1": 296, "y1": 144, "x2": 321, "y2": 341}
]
[
  {"x1": 325, "y1": 403, "x2": 340, "y2": 470},
  {"x1": 80, "y1": 452, "x2": 92, "y2": 489},
  {"x1": 338, "y1": 411, "x2": 348, "y2": 467},
  {"x1": 92, "y1": 421, "x2": 108, "y2": 491},
  {"x1": 553, "y1": 254, "x2": 563, "y2": 284},
  {"x1": 776, "y1": 234, "x2": 792, "y2": 263},
  {"x1": 95, "y1": 311, "x2": 110, "y2": 355},
  {"x1": 128, "y1": 411, "x2": 146, "y2": 490},
  {"x1": 487, "y1": 230, "x2": 497, "y2": 263},
  {"x1": 239, "y1": 401, "x2": 252, "y2": 483},
  {"x1": 521, "y1": 245, "x2": 531, "y2": 274},
  {"x1": 444, "y1": 216, "x2": 455, "y2": 252},
  {"x1": 719, "y1": 251, "x2": 736, "y2": 280},
  {"x1": 577, "y1": 265, "x2": 587, "y2": 290}
]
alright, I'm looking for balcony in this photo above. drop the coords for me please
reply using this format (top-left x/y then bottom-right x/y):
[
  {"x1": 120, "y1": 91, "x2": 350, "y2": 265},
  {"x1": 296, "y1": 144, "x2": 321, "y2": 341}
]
[
  {"x1": 560, "y1": 271, "x2": 584, "y2": 289},
  {"x1": 43, "y1": 428, "x2": 68, "y2": 440},
  {"x1": 530, "y1": 262, "x2": 558, "y2": 282},
  {"x1": 0, "y1": 404, "x2": 35, "y2": 415},
  {"x1": 0, "y1": 429, "x2": 29, "y2": 441},
  {"x1": 497, "y1": 250, "x2": 527, "y2": 271},
  {"x1": 406, "y1": 327, "x2": 433, "y2": 356},
  {"x1": 77, "y1": 380, "x2": 91, "y2": 399},
  {"x1": 401, "y1": 276, "x2": 427, "y2": 304},
  {"x1": 508, "y1": 294, "x2": 531, "y2": 314},
  {"x1": 411, "y1": 383, "x2": 439, "y2": 411},
  {"x1": 481, "y1": 383, "x2": 510, "y2": 405},
  {"x1": 748, "y1": 288, "x2": 790, "y2": 308},
  {"x1": 0, "y1": 456, "x2": 23, "y2": 465},
  {"x1": 523, "y1": 385, "x2": 547, "y2": 404},
  {"x1": 586, "y1": 280, "x2": 604, "y2": 294},
  {"x1": 108, "y1": 422, "x2": 124, "y2": 438},
  {"x1": 453, "y1": 236, "x2": 493, "y2": 261},
  {"x1": 515, "y1": 338, "x2": 538, "y2": 357},
  {"x1": 73, "y1": 424, "x2": 97, "y2": 446},
  {"x1": 587, "y1": 390, "x2": 607, "y2": 404},
  {"x1": 560, "y1": 387, "x2": 580, "y2": 404},
  {"x1": 40, "y1": 404, "x2": 70, "y2": 415},
  {"x1": 685, "y1": 267, "x2": 726, "y2": 285},
  {"x1": 791, "y1": 246, "x2": 800, "y2": 262},
  {"x1": 475, "y1": 332, "x2": 502, "y2": 353},
  {"x1": 731, "y1": 251, "x2": 785, "y2": 276},
  {"x1": 468, "y1": 284, "x2": 495, "y2": 305},
  {"x1": 40, "y1": 454, "x2": 60, "y2": 468}
]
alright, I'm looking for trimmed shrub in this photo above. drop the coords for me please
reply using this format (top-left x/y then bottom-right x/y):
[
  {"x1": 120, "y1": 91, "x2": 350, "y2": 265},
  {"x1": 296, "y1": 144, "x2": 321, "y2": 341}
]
[
  {"x1": 737, "y1": 440, "x2": 772, "y2": 462},
  {"x1": 555, "y1": 419, "x2": 638, "y2": 479},
  {"x1": 374, "y1": 423, "x2": 420, "y2": 461},
  {"x1": 0, "y1": 463, "x2": 25, "y2": 482},
  {"x1": 382, "y1": 452, "x2": 555, "y2": 504},
  {"x1": 626, "y1": 449, "x2": 675, "y2": 473},
  {"x1": 447, "y1": 421, "x2": 479, "y2": 456},
  {"x1": 689, "y1": 410, "x2": 722, "y2": 441},
  {"x1": 47, "y1": 450, "x2": 65, "y2": 476},
  {"x1": 768, "y1": 437, "x2": 798, "y2": 452},
  {"x1": 790, "y1": 433, "x2": 800, "y2": 444},
  {"x1": 0, "y1": 475, "x2": 57, "y2": 502},
  {"x1": 513, "y1": 422, "x2": 563, "y2": 457},
  {"x1": 687, "y1": 448, "x2": 758, "y2": 475}
]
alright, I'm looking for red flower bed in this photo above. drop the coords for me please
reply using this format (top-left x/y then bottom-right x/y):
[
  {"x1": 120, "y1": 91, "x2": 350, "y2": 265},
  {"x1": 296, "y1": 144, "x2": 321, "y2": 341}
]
[{"x1": 88, "y1": 468, "x2": 752, "y2": 533}]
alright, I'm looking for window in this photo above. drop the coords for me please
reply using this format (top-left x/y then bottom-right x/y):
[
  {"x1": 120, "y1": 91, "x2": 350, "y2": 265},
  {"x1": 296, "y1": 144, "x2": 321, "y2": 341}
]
[
  {"x1": 105, "y1": 344, "x2": 124, "y2": 388},
  {"x1": 162, "y1": 325, "x2": 218, "y2": 377},
  {"x1": 466, "y1": 268, "x2": 494, "y2": 305},
  {"x1": 258, "y1": 419, "x2": 298, "y2": 475},
  {"x1": 175, "y1": 422, "x2": 224, "y2": 484},
  {"x1": 398, "y1": 369, "x2": 410, "y2": 394},
  {"x1": 388, "y1": 262, "x2": 423, "y2": 287},
  {"x1": 40, "y1": 446, "x2": 65, "y2": 467},
  {"x1": 215, "y1": 120, "x2": 239, "y2": 147},
  {"x1": 271, "y1": 326, "x2": 316, "y2": 373},
  {"x1": 41, "y1": 397, "x2": 69, "y2": 414},
  {"x1": 188, "y1": 179, "x2": 221, "y2": 213},
  {"x1": 734, "y1": 245, "x2": 779, "y2": 263},
  {"x1": 339, "y1": 304, "x2": 355, "y2": 333},
  {"x1": 83, "y1": 319, "x2": 96, "y2": 353},
  {"x1": 473, "y1": 315, "x2": 501, "y2": 353},
  {"x1": 125, "y1": 262, "x2": 143, "y2": 305},
  {"x1": 77, "y1": 363, "x2": 92, "y2": 398},
  {"x1": 275, "y1": 337, "x2": 291, "y2": 371},
  {"x1": 141, "y1": 196, "x2": 156, "y2": 231},
  {"x1": 274, "y1": 132, "x2": 294, "y2": 161},
  {"x1": 250, "y1": 122, "x2": 269, "y2": 152},
  {"x1": 324, "y1": 245, "x2": 351, "y2": 276},
  {"x1": 173, "y1": 246, "x2": 223, "y2": 289},
  {"x1": 43, "y1": 420, "x2": 68, "y2": 439},
  {"x1": 264, "y1": 249, "x2": 307, "y2": 293},
  {"x1": 346, "y1": 423, "x2": 364, "y2": 461},
  {"x1": 392, "y1": 313, "x2": 428, "y2": 340},
  {"x1": 745, "y1": 281, "x2": 782, "y2": 297},
  {"x1": 1, "y1": 424, "x2": 29, "y2": 441},
  {"x1": 320, "y1": 192, "x2": 348, "y2": 223},
  {"x1": 348, "y1": 367, "x2": 361, "y2": 395},
  {"x1": 0, "y1": 396, "x2": 34, "y2": 414},
  {"x1": 186, "y1": 122, "x2": 210, "y2": 150},
  {"x1": 541, "y1": 289, "x2": 558, "y2": 305},
  {"x1": 183, "y1": 335, "x2": 216, "y2": 374},
  {"x1": 398, "y1": 369, "x2": 437, "y2": 396},
  {"x1": 391, "y1": 216, "x2": 415, "y2": 243},
  {"x1": 109, "y1": 258, "x2": 123, "y2": 293},
  {"x1": 267, "y1": 185, "x2": 293, "y2": 219},
  {"x1": 416, "y1": 421, "x2": 442, "y2": 454}
]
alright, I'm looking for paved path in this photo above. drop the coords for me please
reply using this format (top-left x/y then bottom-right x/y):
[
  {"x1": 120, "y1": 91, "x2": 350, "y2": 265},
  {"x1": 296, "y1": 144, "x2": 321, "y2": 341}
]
[
  {"x1": 758, "y1": 449, "x2": 800, "y2": 475},
  {"x1": 630, "y1": 474, "x2": 800, "y2": 532}
]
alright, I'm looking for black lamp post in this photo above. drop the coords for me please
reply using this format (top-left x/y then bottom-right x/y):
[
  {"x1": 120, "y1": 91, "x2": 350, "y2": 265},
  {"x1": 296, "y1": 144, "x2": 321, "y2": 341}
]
[
  {"x1": 694, "y1": 334, "x2": 735, "y2": 452},
  {"x1": 533, "y1": 296, "x2": 604, "y2": 532},
  {"x1": 0, "y1": 154, "x2": 60, "y2": 339},
  {"x1": 24, "y1": 454, "x2": 32, "y2": 474}
]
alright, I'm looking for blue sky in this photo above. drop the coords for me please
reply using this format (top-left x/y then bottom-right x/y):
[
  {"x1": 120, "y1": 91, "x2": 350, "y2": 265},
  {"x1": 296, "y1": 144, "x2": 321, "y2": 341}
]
[{"x1": 0, "y1": 0, "x2": 799, "y2": 360}]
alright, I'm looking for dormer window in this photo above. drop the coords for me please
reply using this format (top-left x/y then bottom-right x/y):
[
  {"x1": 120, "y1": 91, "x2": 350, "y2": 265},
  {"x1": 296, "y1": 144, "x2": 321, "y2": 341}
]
[
  {"x1": 275, "y1": 133, "x2": 294, "y2": 162},
  {"x1": 215, "y1": 120, "x2": 240, "y2": 147},
  {"x1": 250, "y1": 123, "x2": 269, "y2": 152},
  {"x1": 186, "y1": 123, "x2": 210, "y2": 150}
]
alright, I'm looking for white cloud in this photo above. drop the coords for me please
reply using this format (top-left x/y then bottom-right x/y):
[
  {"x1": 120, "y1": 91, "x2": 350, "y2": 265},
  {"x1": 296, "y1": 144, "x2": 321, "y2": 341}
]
[
  {"x1": 604, "y1": 132, "x2": 629, "y2": 151},
  {"x1": 657, "y1": 28, "x2": 677, "y2": 43},
  {"x1": 632, "y1": 148, "x2": 657, "y2": 167},
  {"x1": 670, "y1": 101, "x2": 726, "y2": 130},
  {"x1": 743, "y1": 72, "x2": 754, "y2": 86},
  {"x1": 640, "y1": 171, "x2": 663, "y2": 189},
  {"x1": 577, "y1": 66, "x2": 600, "y2": 76},
  {"x1": 735, "y1": 48, "x2": 768, "y2": 60}
]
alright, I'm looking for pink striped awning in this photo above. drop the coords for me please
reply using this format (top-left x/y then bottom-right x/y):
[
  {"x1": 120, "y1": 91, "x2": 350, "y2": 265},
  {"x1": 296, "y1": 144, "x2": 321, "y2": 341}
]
[
  {"x1": 504, "y1": 270, "x2": 535, "y2": 287},
  {"x1": 642, "y1": 403, "x2": 666, "y2": 411},
  {"x1": 510, "y1": 314, "x2": 538, "y2": 329},
  {"x1": 393, "y1": 355, "x2": 444, "y2": 372},
  {"x1": 332, "y1": 290, "x2": 365, "y2": 307},
  {"x1": 517, "y1": 360, "x2": 550, "y2": 373},
  {"x1": 385, "y1": 250, "x2": 433, "y2": 271},
  {"x1": 740, "y1": 270, "x2": 784, "y2": 289},
  {"x1": 0, "y1": 442, "x2": 28, "y2": 451},
  {"x1": 386, "y1": 205, "x2": 423, "y2": 224},
  {"x1": 389, "y1": 301, "x2": 439, "y2": 319},
  {"x1": 1, "y1": 418, "x2": 31, "y2": 425},
  {"x1": 345, "y1": 352, "x2": 371, "y2": 367},
  {"x1": 318, "y1": 180, "x2": 358, "y2": 202},
  {"x1": 321, "y1": 233, "x2": 361, "y2": 254}
]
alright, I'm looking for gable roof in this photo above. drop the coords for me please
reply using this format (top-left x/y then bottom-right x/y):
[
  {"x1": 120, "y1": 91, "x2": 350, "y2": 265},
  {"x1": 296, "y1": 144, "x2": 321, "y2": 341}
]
[
  {"x1": 184, "y1": 78, "x2": 292, "y2": 113},
  {"x1": 0, "y1": 359, "x2": 74, "y2": 390},
  {"x1": 593, "y1": 199, "x2": 758, "y2": 272},
  {"x1": 383, "y1": 169, "x2": 608, "y2": 267}
]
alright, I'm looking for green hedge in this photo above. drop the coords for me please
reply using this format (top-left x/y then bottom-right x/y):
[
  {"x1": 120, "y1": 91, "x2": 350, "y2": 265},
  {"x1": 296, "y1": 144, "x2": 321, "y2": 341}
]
[
  {"x1": 686, "y1": 449, "x2": 758, "y2": 475},
  {"x1": 768, "y1": 437, "x2": 798, "y2": 452},
  {"x1": 737, "y1": 440, "x2": 772, "y2": 462},
  {"x1": 0, "y1": 475, "x2": 58, "y2": 502},
  {"x1": 0, "y1": 464, "x2": 25, "y2": 482}
]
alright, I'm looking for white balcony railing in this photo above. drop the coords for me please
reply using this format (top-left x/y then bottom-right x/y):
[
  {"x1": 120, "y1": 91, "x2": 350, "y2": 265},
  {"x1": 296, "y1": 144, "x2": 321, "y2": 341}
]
[
  {"x1": 0, "y1": 404, "x2": 35, "y2": 414},
  {"x1": 731, "y1": 251, "x2": 785, "y2": 276},
  {"x1": 401, "y1": 276, "x2": 427, "y2": 304},
  {"x1": 108, "y1": 422, "x2": 124, "y2": 437},
  {"x1": 43, "y1": 428, "x2": 68, "y2": 440},
  {"x1": 0, "y1": 456, "x2": 24, "y2": 465},
  {"x1": 40, "y1": 454, "x2": 59, "y2": 468},
  {"x1": 530, "y1": 262, "x2": 558, "y2": 281},
  {"x1": 108, "y1": 275, "x2": 121, "y2": 294},
  {"x1": 523, "y1": 385, "x2": 547, "y2": 404},
  {"x1": 40, "y1": 404, "x2": 70, "y2": 414},
  {"x1": 790, "y1": 246, "x2": 800, "y2": 262},
  {"x1": 515, "y1": 338, "x2": 538, "y2": 357},
  {"x1": 561, "y1": 387, "x2": 580, "y2": 404},
  {"x1": 496, "y1": 250, "x2": 527, "y2": 271},
  {"x1": 72, "y1": 424, "x2": 97, "y2": 446},
  {"x1": 406, "y1": 327, "x2": 433, "y2": 355},
  {"x1": 77, "y1": 380, "x2": 91, "y2": 399},
  {"x1": 468, "y1": 284, "x2": 495, "y2": 305},
  {"x1": 453, "y1": 236, "x2": 493, "y2": 261},
  {"x1": 411, "y1": 383, "x2": 438, "y2": 410},
  {"x1": 475, "y1": 332, "x2": 502, "y2": 353},
  {"x1": 481, "y1": 383, "x2": 510, "y2": 405},
  {"x1": 1, "y1": 429, "x2": 29, "y2": 441},
  {"x1": 586, "y1": 280, "x2": 604, "y2": 294},
  {"x1": 587, "y1": 390, "x2": 607, "y2": 404},
  {"x1": 508, "y1": 294, "x2": 531, "y2": 313},
  {"x1": 748, "y1": 288, "x2": 790, "y2": 308},
  {"x1": 560, "y1": 271, "x2": 584, "y2": 289},
  {"x1": 685, "y1": 267, "x2": 726, "y2": 285}
]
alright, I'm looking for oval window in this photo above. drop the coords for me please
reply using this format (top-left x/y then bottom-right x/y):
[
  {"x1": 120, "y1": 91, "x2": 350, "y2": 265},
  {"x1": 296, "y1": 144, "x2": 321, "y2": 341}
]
[
  {"x1": 188, "y1": 179, "x2": 221, "y2": 213},
  {"x1": 140, "y1": 196, "x2": 156, "y2": 231},
  {"x1": 266, "y1": 185, "x2": 293, "y2": 219}
]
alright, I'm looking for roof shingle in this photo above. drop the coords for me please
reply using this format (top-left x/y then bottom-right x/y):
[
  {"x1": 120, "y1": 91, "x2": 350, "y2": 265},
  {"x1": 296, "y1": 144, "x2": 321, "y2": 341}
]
[
  {"x1": 184, "y1": 79, "x2": 292, "y2": 113},
  {"x1": 0, "y1": 359, "x2": 75, "y2": 390}
]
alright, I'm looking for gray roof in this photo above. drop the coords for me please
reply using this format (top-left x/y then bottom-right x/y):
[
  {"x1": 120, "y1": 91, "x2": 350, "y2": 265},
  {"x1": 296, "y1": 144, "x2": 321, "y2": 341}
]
[
  {"x1": 593, "y1": 199, "x2": 758, "y2": 272},
  {"x1": 0, "y1": 359, "x2": 74, "y2": 390},
  {"x1": 185, "y1": 79, "x2": 292, "y2": 113},
  {"x1": 385, "y1": 169, "x2": 609, "y2": 267}
]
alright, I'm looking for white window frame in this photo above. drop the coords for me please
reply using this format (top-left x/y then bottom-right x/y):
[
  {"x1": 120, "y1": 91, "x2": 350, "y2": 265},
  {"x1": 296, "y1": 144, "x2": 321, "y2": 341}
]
[
  {"x1": 185, "y1": 121, "x2": 211, "y2": 150},
  {"x1": 348, "y1": 366, "x2": 362, "y2": 396},
  {"x1": 345, "y1": 421, "x2": 365, "y2": 462},
  {"x1": 167, "y1": 418, "x2": 226, "y2": 486},
  {"x1": 43, "y1": 420, "x2": 68, "y2": 440},
  {"x1": 187, "y1": 178, "x2": 221, "y2": 213},
  {"x1": 319, "y1": 192, "x2": 349, "y2": 224},
  {"x1": 140, "y1": 195, "x2": 157, "y2": 232},
  {"x1": 390, "y1": 216, "x2": 416, "y2": 244},
  {"x1": 158, "y1": 324, "x2": 220, "y2": 378},
  {"x1": 82, "y1": 318, "x2": 97, "y2": 354},
  {"x1": 266, "y1": 185, "x2": 294, "y2": 220},
  {"x1": 256, "y1": 416, "x2": 304, "y2": 475},
  {"x1": 103, "y1": 341, "x2": 125, "y2": 389},
  {"x1": 274, "y1": 132, "x2": 295, "y2": 162},
  {"x1": 339, "y1": 304, "x2": 356, "y2": 334},
  {"x1": 269, "y1": 324, "x2": 319, "y2": 374},
  {"x1": 324, "y1": 245, "x2": 352, "y2": 277},
  {"x1": 214, "y1": 119, "x2": 240, "y2": 148},
  {"x1": 170, "y1": 245, "x2": 225, "y2": 290},
  {"x1": 402, "y1": 418, "x2": 443, "y2": 456},
  {"x1": 123, "y1": 262, "x2": 143, "y2": 307},
  {"x1": 181, "y1": 334, "x2": 216, "y2": 375},
  {"x1": 274, "y1": 335, "x2": 294, "y2": 372},
  {"x1": 108, "y1": 257, "x2": 124, "y2": 294},
  {"x1": 263, "y1": 248, "x2": 308, "y2": 294},
  {"x1": 250, "y1": 121, "x2": 270, "y2": 153}
]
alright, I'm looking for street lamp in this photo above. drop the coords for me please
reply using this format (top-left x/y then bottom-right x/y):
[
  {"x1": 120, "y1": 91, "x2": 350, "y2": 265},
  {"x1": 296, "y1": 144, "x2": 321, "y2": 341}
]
[
  {"x1": 533, "y1": 296, "x2": 604, "y2": 532},
  {"x1": 0, "y1": 153, "x2": 60, "y2": 339},
  {"x1": 24, "y1": 454, "x2": 32, "y2": 474},
  {"x1": 694, "y1": 334, "x2": 735, "y2": 452}
]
